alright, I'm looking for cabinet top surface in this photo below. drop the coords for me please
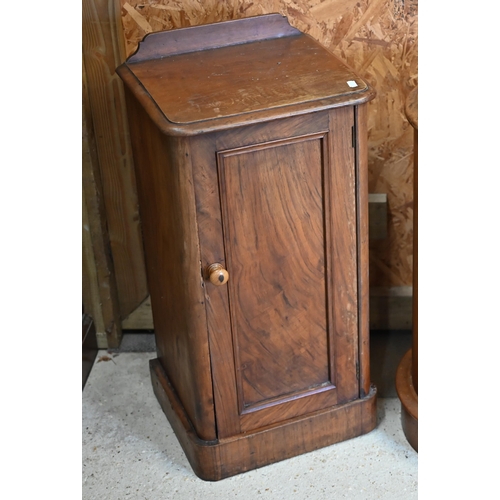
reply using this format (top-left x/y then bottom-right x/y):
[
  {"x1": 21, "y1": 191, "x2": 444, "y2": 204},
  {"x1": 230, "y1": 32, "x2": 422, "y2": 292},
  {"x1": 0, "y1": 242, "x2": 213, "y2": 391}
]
[{"x1": 118, "y1": 14, "x2": 374, "y2": 133}]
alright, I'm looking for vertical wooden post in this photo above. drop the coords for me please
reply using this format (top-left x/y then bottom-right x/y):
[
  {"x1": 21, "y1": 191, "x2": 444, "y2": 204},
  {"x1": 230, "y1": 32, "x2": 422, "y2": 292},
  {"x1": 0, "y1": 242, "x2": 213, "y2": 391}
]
[
  {"x1": 82, "y1": 0, "x2": 148, "y2": 321},
  {"x1": 82, "y1": 60, "x2": 123, "y2": 348}
]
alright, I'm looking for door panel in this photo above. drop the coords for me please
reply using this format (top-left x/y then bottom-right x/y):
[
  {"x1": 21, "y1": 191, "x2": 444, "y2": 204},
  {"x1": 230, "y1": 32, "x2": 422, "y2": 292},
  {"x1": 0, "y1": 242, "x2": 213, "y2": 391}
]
[
  {"x1": 199, "y1": 108, "x2": 359, "y2": 437},
  {"x1": 218, "y1": 135, "x2": 332, "y2": 413}
]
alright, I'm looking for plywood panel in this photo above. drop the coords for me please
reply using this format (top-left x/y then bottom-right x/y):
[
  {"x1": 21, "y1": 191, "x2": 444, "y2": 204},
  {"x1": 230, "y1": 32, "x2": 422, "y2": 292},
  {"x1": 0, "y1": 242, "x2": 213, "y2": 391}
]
[{"x1": 119, "y1": 0, "x2": 417, "y2": 289}]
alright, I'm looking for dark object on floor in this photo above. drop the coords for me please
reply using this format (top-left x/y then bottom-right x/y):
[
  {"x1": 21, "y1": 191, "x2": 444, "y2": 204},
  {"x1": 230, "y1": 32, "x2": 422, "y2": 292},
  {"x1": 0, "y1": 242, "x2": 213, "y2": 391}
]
[
  {"x1": 370, "y1": 330, "x2": 412, "y2": 398},
  {"x1": 108, "y1": 332, "x2": 156, "y2": 353},
  {"x1": 82, "y1": 313, "x2": 98, "y2": 390}
]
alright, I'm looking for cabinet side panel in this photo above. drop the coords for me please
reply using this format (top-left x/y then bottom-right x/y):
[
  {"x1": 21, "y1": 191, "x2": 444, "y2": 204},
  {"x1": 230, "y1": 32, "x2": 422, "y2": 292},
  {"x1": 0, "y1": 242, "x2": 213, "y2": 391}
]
[{"x1": 124, "y1": 88, "x2": 216, "y2": 440}]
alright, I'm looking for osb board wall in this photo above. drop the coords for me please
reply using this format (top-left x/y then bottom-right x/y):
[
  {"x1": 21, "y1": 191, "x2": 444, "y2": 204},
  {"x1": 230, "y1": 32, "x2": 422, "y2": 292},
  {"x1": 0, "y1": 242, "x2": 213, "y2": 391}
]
[{"x1": 119, "y1": 0, "x2": 418, "y2": 288}]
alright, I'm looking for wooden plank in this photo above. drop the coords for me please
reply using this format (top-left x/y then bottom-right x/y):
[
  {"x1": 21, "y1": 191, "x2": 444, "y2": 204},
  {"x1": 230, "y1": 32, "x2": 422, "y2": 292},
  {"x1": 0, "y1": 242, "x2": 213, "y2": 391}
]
[
  {"x1": 82, "y1": 0, "x2": 148, "y2": 320},
  {"x1": 328, "y1": 106, "x2": 359, "y2": 403},
  {"x1": 82, "y1": 194, "x2": 104, "y2": 346},
  {"x1": 126, "y1": 13, "x2": 300, "y2": 62},
  {"x1": 121, "y1": 296, "x2": 153, "y2": 330},
  {"x1": 82, "y1": 194, "x2": 106, "y2": 348},
  {"x1": 82, "y1": 59, "x2": 123, "y2": 349},
  {"x1": 355, "y1": 103, "x2": 371, "y2": 398},
  {"x1": 126, "y1": 34, "x2": 369, "y2": 126}
]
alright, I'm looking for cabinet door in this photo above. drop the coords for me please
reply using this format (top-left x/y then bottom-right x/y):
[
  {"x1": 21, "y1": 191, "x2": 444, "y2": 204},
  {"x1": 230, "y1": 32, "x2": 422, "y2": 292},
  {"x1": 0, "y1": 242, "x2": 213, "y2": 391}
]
[{"x1": 193, "y1": 108, "x2": 359, "y2": 438}]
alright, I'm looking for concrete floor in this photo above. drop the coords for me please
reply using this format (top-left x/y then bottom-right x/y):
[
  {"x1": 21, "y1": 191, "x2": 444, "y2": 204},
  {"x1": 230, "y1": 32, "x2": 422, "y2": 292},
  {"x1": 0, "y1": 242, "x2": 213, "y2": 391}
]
[{"x1": 82, "y1": 334, "x2": 417, "y2": 499}]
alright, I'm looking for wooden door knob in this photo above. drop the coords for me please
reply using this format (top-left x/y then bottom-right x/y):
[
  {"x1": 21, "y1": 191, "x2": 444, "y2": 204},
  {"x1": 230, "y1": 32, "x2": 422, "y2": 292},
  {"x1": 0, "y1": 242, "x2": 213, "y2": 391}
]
[{"x1": 207, "y1": 263, "x2": 229, "y2": 286}]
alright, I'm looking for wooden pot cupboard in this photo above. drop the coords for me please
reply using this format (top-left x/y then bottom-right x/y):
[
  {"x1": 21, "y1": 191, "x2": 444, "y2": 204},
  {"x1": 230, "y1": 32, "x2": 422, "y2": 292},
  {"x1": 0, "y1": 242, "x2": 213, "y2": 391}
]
[{"x1": 117, "y1": 14, "x2": 377, "y2": 481}]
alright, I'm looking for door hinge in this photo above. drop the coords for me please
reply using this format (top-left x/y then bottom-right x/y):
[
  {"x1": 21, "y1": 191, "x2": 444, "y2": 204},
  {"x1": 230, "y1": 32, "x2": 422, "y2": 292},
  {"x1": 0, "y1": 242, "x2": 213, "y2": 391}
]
[
  {"x1": 351, "y1": 125, "x2": 355, "y2": 148},
  {"x1": 356, "y1": 361, "x2": 360, "y2": 380}
]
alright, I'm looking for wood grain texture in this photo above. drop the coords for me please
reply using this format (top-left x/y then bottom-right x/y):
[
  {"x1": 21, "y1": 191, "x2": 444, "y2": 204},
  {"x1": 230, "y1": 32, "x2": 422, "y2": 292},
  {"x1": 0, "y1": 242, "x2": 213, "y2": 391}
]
[
  {"x1": 127, "y1": 12, "x2": 300, "y2": 62},
  {"x1": 405, "y1": 86, "x2": 418, "y2": 393},
  {"x1": 355, "y1": 102, "x2": 371, "y2": 397},
  {"x1": 124, "y1": 88, "x2": 217, "y2": 441},
  {"x1": 119, "y1": 24, "x2": 374, "y2": 137},
  {"x1": 121, "y1": 295, "x2": 152, "y2": 330},
  {"x1": 218, "y1": 134, "x2": 331, "y2": 410},
  {"x1": 328, "y1": 106, "x2": 359, "y2": 403},
  {"x1": 395, "y1": 349, "x2": 417, "y2": 452},
  {"x1": 119, "y1": 0, "x2": 418, "y2": 289},
  {"x1": 390, "y1": 87, "x2": 418, "y2": 453},
  {"x1": 127, "y1": 31, "x2": 368, "y2": 125},
  {"x1": 83, "y1": 0, "x2": 148, "y2": 321},
  {"x1": 82, "y1": 194, "x2": 105, "y2": 345},
  {"x1": 190, "y1": 114, "x2": 336, "y2": 439},
  {"x1": 119, "y1": 60, "x2": 373, "y2": 137},
  {"x1": 207, "y1": 264, "x2": 229, "y2": 286},
  {"x1": 189, "y1": 131, "x2": 242, "y2": 439},
  {"x1": 192, "y1": 108, "x2": 361, "y2": 436},
  {"x1": 120, "y1": 17, "x2": 376, "y2": 476},
  {"x1": 82, "y1": 59, "x2": 122, "y2": 349},
  {"x1": 150, "y1": 358, "x2": 377, "y2": 481}
]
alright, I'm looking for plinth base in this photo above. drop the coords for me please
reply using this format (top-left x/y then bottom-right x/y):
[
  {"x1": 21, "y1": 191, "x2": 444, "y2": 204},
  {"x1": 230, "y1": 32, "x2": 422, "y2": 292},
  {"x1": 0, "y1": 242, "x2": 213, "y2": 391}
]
[
  {"x1": 150, "y1": 358, "x2": 378, "y2": 481},
  {"x1": 395, "y1": 349, "x2": 418, "y2": 452}
]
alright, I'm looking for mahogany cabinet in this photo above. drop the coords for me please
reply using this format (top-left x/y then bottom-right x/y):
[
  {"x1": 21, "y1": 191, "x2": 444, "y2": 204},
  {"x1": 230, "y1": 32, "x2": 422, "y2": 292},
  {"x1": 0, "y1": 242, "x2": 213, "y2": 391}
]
[{"x1": 117, "y1": 14, "x2": 377, "y2": 480}]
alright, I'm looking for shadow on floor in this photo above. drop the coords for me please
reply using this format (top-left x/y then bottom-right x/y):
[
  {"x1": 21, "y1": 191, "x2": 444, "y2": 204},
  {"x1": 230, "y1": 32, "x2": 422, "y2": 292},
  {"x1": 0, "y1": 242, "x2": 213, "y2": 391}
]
[{"x1": 370, "y1": 329, "x2": 412, "y2": 398}]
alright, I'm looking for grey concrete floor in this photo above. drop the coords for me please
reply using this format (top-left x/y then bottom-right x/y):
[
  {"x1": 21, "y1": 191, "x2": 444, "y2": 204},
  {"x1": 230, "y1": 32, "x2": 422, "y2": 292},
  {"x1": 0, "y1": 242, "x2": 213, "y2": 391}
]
[{"x1": 82, "y1": 335, "x2": 417, "y2": 499}]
